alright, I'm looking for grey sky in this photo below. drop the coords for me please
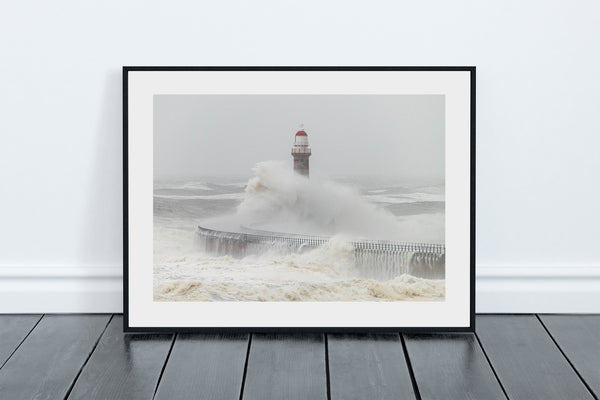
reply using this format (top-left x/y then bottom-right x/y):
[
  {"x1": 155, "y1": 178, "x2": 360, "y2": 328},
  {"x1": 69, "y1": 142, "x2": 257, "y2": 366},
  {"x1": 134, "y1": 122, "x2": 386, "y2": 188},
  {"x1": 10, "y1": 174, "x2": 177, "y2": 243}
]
[{"x1": 154, "y1": 95, "x2": 444, "y2": 181}]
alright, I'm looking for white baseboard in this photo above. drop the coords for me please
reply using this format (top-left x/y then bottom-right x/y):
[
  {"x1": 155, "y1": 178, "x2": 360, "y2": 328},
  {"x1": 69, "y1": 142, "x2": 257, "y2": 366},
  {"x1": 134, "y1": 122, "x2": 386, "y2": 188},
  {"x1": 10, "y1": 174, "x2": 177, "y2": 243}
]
[
  {"x1": 476, "y1": 266, "x2": 600, "y2": 313},
  {"x1": 1, "y1": 266, "x2": 599, "y2": 313},
  {"x1": 0, "y1": 267, "x2": 123, "y2": 313}
]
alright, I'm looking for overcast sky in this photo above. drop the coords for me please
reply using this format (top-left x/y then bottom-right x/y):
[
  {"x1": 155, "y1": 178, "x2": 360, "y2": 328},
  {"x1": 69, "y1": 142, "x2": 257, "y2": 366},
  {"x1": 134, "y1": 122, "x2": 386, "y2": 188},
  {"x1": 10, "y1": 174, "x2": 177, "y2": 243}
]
[{"x1": 154, "y1": 95, "x2": 444, "y2": 182}]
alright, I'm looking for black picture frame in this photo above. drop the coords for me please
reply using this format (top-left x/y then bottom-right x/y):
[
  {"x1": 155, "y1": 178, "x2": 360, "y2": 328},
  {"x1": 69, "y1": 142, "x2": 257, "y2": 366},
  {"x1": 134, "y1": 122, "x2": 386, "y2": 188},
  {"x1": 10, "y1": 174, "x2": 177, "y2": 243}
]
[{"x1": 123, "y1": 66, "x2": 476, "y2": 333}]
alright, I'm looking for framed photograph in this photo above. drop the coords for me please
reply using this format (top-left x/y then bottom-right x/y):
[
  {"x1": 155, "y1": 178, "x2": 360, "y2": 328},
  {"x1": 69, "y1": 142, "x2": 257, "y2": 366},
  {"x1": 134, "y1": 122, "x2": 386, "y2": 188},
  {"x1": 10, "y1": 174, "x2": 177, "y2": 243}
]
[{"x1": 123, "y1": 67, "x2": 475, "y2": 332}]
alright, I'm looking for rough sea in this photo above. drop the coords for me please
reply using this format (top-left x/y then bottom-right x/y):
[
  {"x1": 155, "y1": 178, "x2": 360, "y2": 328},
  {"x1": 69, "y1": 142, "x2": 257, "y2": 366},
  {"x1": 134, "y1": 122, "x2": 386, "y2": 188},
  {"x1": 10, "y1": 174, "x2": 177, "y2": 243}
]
[{"x1": 153, "y1": 161, "x2": 445, "y2": 302}]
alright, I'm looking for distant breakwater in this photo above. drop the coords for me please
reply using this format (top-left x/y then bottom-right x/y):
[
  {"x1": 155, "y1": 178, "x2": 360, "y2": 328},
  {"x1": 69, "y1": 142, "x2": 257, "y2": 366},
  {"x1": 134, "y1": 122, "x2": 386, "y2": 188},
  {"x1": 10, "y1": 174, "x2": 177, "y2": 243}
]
[{"x1": 195, "y1": 225, "x2": 445, "y2": 280}]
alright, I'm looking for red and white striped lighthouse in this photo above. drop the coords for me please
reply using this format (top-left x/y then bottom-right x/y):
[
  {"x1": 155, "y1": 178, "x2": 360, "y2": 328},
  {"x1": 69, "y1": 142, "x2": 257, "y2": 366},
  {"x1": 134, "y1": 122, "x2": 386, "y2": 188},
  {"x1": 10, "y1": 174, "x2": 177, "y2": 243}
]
[{"x1": 291, "y1": 125, "x2": 311, "y2": 176}]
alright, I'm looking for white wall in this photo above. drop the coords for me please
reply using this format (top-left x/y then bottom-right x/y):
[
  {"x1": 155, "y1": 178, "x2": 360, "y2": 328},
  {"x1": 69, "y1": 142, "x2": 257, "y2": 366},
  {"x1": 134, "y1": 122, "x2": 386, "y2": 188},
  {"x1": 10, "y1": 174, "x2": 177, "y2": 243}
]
[{"x1": 1, "y1": 0, "x2": 599, "y2": 313}]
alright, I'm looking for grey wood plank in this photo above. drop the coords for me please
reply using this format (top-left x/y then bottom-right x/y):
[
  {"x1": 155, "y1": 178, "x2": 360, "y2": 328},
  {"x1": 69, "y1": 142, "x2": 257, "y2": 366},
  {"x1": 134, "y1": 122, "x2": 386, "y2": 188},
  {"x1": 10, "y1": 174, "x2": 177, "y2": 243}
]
[
  {"x1": 476, "y1": 315, "x2": 594, "y2": 400},
  {"x1": 0, "y1": 314, "x2": 110, "y2": 400},
  {"x1": 67, "y1": 315, "x2": 173, "y2": 400},
  {"x1": 242, "y1": 333, "x2": 327, "y2": 400},
  {"x1": 404, "y1": 333, "x2": 506, "y2": 400},
  {"x1": 0, "y1": 314, "x2": 41, "y2": 368},
  {"x1": 539, "y1": 314, "x2": 600, "y2": 398},
  {"x1": 154, "y1": 333, "x2": 249, "y2": 400},
  {"x1": 328, "y1": 333, "x2": 416, "y2": 400}
]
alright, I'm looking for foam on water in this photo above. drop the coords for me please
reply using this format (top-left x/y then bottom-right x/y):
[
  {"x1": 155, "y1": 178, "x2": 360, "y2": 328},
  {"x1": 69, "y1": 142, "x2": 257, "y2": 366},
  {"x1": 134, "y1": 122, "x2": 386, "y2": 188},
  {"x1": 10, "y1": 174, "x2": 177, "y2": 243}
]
[
  {"x1": 154, "y1": 275, "x2": 445, "y2": 302},
  {"x1": 153, "y1": 224, "x2": 444, "y2": 302}
]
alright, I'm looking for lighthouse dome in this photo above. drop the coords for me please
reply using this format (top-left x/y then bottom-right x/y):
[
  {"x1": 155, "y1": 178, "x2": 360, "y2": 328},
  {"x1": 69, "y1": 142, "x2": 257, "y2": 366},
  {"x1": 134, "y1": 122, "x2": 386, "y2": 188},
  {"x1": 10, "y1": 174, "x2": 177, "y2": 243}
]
[{"x1": 294, "y1": 130, "x2": 309, "y2": 147}]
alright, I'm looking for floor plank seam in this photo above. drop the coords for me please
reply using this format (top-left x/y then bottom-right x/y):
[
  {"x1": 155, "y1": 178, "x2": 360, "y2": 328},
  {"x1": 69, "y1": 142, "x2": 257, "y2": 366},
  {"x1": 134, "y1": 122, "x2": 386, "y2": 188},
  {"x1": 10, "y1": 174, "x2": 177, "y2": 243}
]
[
  {"x1": 473, "y1": 330, "x2": 510, "y2": 400},
  {"x1": 238, "y1": 333, "x2": 253, "y2": 400},
  {"x1": 0, "y1": 314, "x2": 44, "y2": 371},
  {"x1": 63, "y1": 314, "x2": 114, "y2": 400},
  {"x1": 152, "y1": 332, "x2": 177, "y2": 400},
  {"x1": 535, "y1": 314, "x2": 598, "y2": 400},
  {"x1": 399, "y1": 333, "x2": 422, "y2": 400},
  {"x1": 324, "y1": 334, "x2": 331, "y2": 400}
]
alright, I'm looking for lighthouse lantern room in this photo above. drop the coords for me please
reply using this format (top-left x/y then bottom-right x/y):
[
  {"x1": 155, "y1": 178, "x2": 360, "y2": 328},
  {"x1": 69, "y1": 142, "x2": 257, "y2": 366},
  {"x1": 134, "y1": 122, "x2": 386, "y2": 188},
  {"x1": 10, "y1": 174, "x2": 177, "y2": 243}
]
[{"x1": 291, "y1": 125, "x2": 311, "y2": 176}]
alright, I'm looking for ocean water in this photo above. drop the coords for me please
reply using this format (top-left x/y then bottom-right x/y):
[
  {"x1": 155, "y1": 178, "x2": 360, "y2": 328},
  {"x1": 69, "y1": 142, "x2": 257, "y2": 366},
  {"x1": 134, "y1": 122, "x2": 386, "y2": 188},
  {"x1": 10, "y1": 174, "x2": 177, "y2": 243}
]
[{"x1": 154, "y1": 161, "x2": 445, "y2": 302}]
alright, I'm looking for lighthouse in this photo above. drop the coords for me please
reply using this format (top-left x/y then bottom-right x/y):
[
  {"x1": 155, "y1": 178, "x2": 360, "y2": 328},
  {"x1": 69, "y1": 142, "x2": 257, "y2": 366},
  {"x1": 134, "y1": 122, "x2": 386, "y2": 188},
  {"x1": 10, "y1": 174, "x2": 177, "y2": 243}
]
[{"x1": 291, "y1": 125, "x2": 311, "y2": 176}]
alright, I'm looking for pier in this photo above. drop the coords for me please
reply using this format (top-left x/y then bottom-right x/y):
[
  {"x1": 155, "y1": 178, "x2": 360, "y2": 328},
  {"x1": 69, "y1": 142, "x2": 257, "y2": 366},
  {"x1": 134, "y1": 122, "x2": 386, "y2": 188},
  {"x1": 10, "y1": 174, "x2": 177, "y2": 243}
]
[{"x1": 195, "y1": 225, "x2": 445, "y2": 279}]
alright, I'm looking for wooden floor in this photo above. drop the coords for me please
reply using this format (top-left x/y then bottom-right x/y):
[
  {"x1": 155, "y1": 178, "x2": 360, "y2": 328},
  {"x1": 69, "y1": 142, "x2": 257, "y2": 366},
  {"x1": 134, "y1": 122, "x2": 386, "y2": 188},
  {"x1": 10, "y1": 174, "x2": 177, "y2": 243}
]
[{"x1": 0, "y1": 315, "x2": 598, "y2": 400}]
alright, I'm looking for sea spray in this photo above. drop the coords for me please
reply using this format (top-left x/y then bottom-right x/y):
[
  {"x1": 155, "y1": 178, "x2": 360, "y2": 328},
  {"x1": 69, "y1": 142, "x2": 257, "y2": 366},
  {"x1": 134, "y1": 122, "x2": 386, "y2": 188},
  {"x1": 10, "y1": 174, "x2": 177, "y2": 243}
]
[
  {"x1": 271, "y1": 235, "x2": 358, "y2": 278},
  {"x1": 234, "y1": 161, "x2": 412, "y2": 240}
]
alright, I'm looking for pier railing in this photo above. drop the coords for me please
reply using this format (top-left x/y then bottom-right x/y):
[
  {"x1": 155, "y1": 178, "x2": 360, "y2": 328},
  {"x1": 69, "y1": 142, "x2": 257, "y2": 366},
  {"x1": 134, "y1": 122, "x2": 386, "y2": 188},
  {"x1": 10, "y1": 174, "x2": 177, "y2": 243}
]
[{"x1": 195, "y1": 225, "x2": 445, "y2": 280}]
